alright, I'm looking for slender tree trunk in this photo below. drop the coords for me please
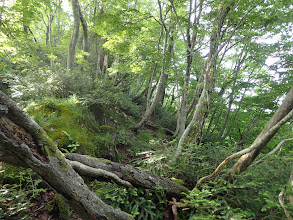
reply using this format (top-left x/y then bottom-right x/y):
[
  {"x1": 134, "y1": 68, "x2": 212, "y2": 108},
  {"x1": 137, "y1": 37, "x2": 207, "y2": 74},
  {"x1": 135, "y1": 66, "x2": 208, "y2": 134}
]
[
  {"x1": 206, "y1": 85, "x2": 227, "y2": 135},
  {"x1": 79, "y1": 5, "x2": 88, "y2": 53},
  {"x1": 67, "y1": 0, "x2": 80, "y2": 70},
  {"x1": 175, "y1": 15, "x2": 192, "y2": 138},
  {"x1": 134, "y1": 0, "x2": 170, "y2": 130},
  {"x1": 221, "y1": 87, "x2": 247, "y2": 139},
  {"x1": 231, "y1": 87, "x2": 293, "y2": 174},
  {"x1": 236, "y1": 109, "x2": 264, "y2": 146},
  {"x1": 172, "y1": 74, "x2": 208, "y2": 162},
  {"x1": 289, "y1": 167, "x2": 293, "y2": 205},
  {"x1": 57, "y1": 16, "x2": 61, "y2": 45},
  {"x1": 187, "y1": 4, "x2": 233, "y2": 145},
  {"x1": 0, "y1": 0, "x2": 5, "y2": 27},
  {"x1": 56, "y1": 0, "x2": 63, "y2": 46},
  {"x1": 133, "y1": 30, "x2": 168, "y2": 130},
  {"x1": 158, "y1": 28, "x2": 174, "y2": 105},
  {"x1": 171, "y1": 3, "x2": 234, "y2": 161},
  {"x1": 131, "y1": 72, "x2": 143, "y2": 98},
  {"x1": 217, "y1": 51, "x2": 246, "y2": 139},
  {"x1": 174, "y1": 0, "x2": 202, "y2": 138},
  {"x1": 96, "y1": 38, "x2": 103, "y2": 78},
  {"x1": 175, "y1": 50, "x2": 192, "y2": 138}
]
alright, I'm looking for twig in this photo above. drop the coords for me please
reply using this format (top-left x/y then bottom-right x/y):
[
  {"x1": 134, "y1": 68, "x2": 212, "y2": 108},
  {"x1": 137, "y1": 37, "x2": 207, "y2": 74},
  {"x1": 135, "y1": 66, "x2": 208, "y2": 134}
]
[{"x1": 279, "y1": 187, "x2": 292, "y2": 220}]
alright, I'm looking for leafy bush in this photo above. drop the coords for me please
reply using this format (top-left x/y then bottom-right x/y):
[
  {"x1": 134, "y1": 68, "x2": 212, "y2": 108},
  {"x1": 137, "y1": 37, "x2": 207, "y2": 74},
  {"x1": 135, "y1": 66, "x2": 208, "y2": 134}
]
[
  {"x1": 0, "y1": 166, "x2": 47, "y2": 220},
  {"x1": 86, "y1": 80, "x2": 141, "y2": 120},
  {"x1": 8, "y1": 68, "x2": 64, "y2": 103},
  {"x1": 154, "y1": 103, "x2": 176, "y2": 130},
  {"x1": 180, "y1": 181, "x2": 257, "y2": 219},
  {"x1": 176, "y1": 153, "x2": 293, "y2": 220},
  {"x1": 91, "y1": 181, "x2": 167, "y2": 220},
  {"x1": 170, "y1": 142, "x2": 231, "y2": 184},
  {"x1": 226, "y1": 154, "x2": 293, "y2": 219}
]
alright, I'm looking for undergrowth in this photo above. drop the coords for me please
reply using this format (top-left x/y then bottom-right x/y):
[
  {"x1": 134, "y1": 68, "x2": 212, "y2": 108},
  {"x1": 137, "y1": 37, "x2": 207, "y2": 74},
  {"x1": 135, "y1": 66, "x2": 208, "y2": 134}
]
[
  {"x1": 90, "y1": 180, "x2": 167, "y2": 220},
  {"x1": 0, "y1": 166, "x2": 47, "y2": 219},
  {"x1": 134, "y1": 140, "x2": 293, "y2": 219}
]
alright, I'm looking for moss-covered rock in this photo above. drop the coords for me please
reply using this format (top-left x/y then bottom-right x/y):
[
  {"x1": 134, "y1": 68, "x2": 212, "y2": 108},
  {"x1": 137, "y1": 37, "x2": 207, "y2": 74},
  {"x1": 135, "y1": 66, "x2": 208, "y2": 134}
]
[{"x1": 25, "y1": 96, "x2": 101, "y2": 156}]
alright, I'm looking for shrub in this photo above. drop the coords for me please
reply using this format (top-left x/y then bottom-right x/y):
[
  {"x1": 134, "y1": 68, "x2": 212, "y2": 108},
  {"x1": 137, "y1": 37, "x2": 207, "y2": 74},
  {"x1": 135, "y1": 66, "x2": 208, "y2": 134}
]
[{"x1": 91, "y1": 181, "x2": 167, "y2": 220}]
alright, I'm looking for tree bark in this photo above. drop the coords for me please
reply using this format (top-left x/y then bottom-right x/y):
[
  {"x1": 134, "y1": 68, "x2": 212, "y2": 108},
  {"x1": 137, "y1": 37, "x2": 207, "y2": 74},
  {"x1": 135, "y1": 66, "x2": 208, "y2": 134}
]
[
  {"x1": 254, "y1": 138, "x2": 293, "y2": 166},
  {"x1": 174, "y1": 2, "x2": 193, "y2": 139},
  {"x1": 0, "y1": 91, "x2": 132, "y2": 220},
  {"x1": 171, "y1": 74, "x2": 208, "y2": 162},
  {"x1": 67, "y1": 0, "x2": 80, "y2": 70},
  {"x1": 78, "y1": 2, "x2": 89, "y2": 54},
  {"x1": 171, "y1": 3, "x2": 233, "y2": 161},
  {"x1": 133, "y1": 0, "x2": 170, "y2": 131},
  {"x1": 231, "y1": 87, "x2": 293, "y2": 174},
  {"x1": 186, "y1": 3, "x2": 233, "y2": 145},
  {"x1": 65, "y1": 153, "x2": 188, "y2": 197},
  {"x1": 56, "y1": 0, "x2": 63, "y2": 46}
]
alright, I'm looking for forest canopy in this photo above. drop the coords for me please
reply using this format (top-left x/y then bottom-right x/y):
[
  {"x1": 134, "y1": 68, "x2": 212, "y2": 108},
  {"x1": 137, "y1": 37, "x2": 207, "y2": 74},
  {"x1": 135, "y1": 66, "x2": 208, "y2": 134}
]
[{"x1": 0, "y1": 0, "x2": 292, "y2": 219}]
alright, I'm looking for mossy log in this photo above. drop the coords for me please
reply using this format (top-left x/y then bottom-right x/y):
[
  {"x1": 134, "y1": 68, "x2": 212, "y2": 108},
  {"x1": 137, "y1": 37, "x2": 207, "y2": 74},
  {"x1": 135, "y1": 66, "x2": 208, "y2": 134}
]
[
  {"x1": 65, "y1": 153, "x2": 188, "y2": 197},
  {"x1": 0, "y1": 90, "x2": 188, "y2": 219},
  {"x1": 0, "y1": 91, "x2": 132, "y2": 220}
]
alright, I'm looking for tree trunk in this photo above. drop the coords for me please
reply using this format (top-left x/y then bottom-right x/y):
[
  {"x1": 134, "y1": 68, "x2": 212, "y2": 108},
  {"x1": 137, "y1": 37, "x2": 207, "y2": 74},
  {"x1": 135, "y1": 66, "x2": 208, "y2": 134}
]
[
  {"x1": 216, "y1": 50, "x2": 246, "y2": 139},
  {"x1": 175, "y1": 30, "x2": 192, "y2": 139},
  {"x1": 186, "y1": 3, "x2": 233, "y2": 145},
  {"x1": 221, "y1": 87, "x2": 247, "y2": 140},
  {"x1": 133, "y1": 1, "x2": 170, "y2": 131},
  {"x1": 289, "y1": 167, "x2": 293, "y2": 205},
  {"x1": 174, "y1": 0, "x2": 202, "y2": 139},
  {"x1": 195, "y1": 106, "x2": 293, "y2": 187},
  {"x1": 0, "y1": 91, "x2": 132, "y2": 220},
  {"x1": 172, "y1": 3, "x2": 233, "y2": 161},
  {"x1": 78, "y1": 3, "x2": 89, "y2": 54},
  {"x1": 231, "y1": 87, "x2": 293, "y2": 174},
  {"x1": 67, "y1": 0, "x2": 80, "y2": 70},
  {"x1": 205, "y1": 85, "x2": 227, "y2": 135}
]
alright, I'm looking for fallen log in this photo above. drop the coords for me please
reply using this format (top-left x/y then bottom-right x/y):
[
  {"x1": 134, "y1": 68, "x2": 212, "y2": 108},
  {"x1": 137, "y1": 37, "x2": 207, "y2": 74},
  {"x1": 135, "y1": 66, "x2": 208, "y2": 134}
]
[
  {"x1": 0, "y1": 90, "x2": 132, "y2": 220},
  {"x1": 65, "y1": 153, "x2": 189, "y2": 197}
]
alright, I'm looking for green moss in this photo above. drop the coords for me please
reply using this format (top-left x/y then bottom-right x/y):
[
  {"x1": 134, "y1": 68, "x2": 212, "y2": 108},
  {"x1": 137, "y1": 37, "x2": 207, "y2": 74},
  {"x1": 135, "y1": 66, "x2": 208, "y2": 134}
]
[
  {"x1": 180, "y1": 186, "x2": 190, "y2": 195},
  {"x1": 100, "y1": 125, "x2": 115, "y2": 133},
  {"x1": 25, "y1": 96, "x2": 101, "y2": 156},
  {"x1": 48, "y1": 194, "x2": 70, "y2": 220},
  {"x1": 171, "y1": 177, "x2": 185, "y2": 185}
]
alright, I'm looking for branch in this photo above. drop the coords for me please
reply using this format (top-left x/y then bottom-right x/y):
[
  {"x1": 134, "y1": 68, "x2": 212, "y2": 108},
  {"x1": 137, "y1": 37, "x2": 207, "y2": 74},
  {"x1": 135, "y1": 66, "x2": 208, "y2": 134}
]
[
  {"x1": 254, "y1": 138, "x2": 293, "y2": 166},
  {"x1": 169, "y1": 0, "x2": 204, "y2": 70},
  {"x1": 279, "y1": 188, "x2": 292, "y2": 220},
  {"x1": 65, "y1": 153, "x2": 188, "y2": 197},
  {"x1": 195, "y1": 109, "x2": 293, "y2": 188},
  {"x1": 67, "y1": 160, "x2": 133, "y2": 188}
]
